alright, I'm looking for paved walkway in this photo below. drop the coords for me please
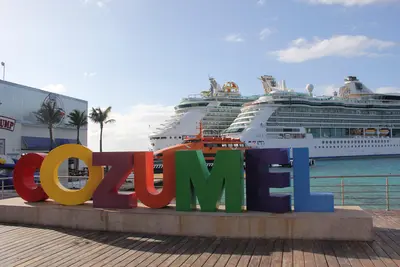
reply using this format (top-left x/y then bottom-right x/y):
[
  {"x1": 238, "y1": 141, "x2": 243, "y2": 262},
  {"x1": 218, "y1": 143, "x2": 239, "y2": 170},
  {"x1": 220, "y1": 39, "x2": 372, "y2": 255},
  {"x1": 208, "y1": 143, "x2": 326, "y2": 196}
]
[{"x1": 0, "y1": 210, "x2": 400, "y2": 266}]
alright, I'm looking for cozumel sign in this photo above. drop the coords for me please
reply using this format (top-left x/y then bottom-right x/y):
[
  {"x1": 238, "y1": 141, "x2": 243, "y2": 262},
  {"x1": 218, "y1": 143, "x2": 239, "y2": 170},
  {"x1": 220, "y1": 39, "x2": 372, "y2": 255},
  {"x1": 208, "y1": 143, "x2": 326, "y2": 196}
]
[
  {"x1": 13, "y1": 144, "x2": 334, "y2": 213},
  {"x1": 0, "y1": 116, "x2": 16, "y2": 131}
]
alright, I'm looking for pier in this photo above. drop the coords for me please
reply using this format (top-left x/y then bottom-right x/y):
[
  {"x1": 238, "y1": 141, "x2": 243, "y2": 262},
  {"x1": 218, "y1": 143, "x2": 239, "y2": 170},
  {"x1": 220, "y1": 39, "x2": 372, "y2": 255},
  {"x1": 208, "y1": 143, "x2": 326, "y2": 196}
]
[
  {"x1": 0, "y1": 210, "x2": 399, "y2": 266},
  {"x1": 1, "y1": 174, "x2": 400, "y2": 266}
]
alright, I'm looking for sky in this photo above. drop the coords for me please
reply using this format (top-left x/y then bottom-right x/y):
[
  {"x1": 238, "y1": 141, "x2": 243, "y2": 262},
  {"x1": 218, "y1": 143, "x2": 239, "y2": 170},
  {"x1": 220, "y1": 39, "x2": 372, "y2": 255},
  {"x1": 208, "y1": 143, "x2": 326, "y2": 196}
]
[{"x1": 1, "y1": 0, "x2": 400, "y2": 151}]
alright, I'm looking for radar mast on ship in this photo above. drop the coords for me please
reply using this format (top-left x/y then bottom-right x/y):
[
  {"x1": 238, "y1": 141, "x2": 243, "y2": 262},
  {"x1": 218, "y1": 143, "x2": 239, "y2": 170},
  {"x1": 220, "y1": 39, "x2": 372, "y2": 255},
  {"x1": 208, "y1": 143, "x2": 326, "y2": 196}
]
[
  {"x1": 258, "y1": 75, "x2": 288, "y2": 93},
  {"x1": 202, "y1": 76, "x2": 241, "y2": 97}
]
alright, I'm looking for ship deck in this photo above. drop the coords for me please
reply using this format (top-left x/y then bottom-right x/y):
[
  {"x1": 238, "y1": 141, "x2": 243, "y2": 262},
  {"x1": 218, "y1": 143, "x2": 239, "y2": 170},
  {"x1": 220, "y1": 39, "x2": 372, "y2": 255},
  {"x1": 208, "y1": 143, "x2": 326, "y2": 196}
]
[{"x1": 0, "y1": 210, "x2": 399, "y2": 266}]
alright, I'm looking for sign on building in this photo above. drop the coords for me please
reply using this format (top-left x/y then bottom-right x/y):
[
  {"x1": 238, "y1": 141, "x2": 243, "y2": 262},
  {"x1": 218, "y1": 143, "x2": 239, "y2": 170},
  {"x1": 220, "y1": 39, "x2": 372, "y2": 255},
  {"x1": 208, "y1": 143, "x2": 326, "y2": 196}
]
[
  {"x1": 0, "y1": 116, "x2": 16, "y2": 131},
  {"x1": 0, "y1": 139, "x2": 5, "y2": 155}
]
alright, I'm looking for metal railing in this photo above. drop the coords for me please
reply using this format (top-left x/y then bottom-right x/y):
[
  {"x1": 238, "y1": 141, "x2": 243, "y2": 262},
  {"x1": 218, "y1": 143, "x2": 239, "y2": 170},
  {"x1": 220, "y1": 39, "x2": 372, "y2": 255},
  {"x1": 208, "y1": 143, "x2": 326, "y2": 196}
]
[{"x1": 1, "y1": 174, "x2": 400, "y2": 210}]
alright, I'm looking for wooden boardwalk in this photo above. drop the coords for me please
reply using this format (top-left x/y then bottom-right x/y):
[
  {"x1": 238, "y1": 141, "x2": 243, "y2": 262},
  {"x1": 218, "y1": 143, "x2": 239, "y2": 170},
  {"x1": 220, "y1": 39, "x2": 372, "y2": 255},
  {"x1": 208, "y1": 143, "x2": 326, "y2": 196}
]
[{"x1": 0, "y1": 210, "x2": 400, "y2": 266}]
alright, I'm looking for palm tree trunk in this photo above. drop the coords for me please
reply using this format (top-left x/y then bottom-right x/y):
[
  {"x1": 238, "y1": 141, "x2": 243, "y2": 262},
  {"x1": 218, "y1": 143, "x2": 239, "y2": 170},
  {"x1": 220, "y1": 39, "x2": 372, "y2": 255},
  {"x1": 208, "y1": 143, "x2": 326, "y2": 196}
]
[
  {"x1": 100, "y1": 124, "x2": 103, "y2": 153},
  {"x1": 49, "y1": 125, "x2": 53, "y2": 151},
  {"x1": 77, "y1": 126, "x2": 80, "y2": 144},
  {"x1": 76, "y1": 126, "x2": 80, "y2": 170}
]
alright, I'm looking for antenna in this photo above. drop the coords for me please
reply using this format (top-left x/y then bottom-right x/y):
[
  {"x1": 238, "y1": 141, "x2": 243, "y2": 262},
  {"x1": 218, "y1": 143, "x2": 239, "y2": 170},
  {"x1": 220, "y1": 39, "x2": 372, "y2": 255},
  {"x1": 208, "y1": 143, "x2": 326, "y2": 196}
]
[{"x1": 196, "y1": 121, "x2": 203, "y2": 138}]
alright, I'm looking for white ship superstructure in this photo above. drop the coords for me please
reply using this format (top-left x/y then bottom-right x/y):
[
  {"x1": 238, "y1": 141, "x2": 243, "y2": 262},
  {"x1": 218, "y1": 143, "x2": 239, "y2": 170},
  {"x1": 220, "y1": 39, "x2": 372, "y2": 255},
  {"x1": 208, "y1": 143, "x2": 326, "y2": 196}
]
[
  {"x1": 223, "y1": 75, "x2": 400, "y2": 159},
  {"x1": 149, "y1": 77, "x2": 261, "y2": 151}
]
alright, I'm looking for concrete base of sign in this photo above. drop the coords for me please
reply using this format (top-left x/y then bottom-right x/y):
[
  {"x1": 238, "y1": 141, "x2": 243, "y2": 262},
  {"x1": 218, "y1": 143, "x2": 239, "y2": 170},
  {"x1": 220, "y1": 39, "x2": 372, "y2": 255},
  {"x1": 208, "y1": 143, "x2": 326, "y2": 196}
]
[{"x1": 0, "y1": 198, "x2": 373, "y2": 241}]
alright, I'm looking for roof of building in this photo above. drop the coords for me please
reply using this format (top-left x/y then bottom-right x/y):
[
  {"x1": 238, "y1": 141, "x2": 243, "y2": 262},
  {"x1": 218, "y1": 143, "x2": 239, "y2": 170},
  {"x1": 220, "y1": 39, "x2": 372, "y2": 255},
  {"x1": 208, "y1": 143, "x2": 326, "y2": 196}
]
[{"x1": 0, "y1": 80, "x2": 88, "y2": 104}]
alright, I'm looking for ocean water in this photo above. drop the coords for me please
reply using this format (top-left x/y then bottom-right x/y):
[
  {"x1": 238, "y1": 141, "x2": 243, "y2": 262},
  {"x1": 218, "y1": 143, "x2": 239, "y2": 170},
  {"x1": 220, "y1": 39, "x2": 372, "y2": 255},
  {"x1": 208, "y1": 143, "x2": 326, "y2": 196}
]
[
  {"x1": 67, "y1": 156, "x2": 400, "y2": 210},
  {"x1": 268, "y1": 156, "x2": 400, "y2": 210}
]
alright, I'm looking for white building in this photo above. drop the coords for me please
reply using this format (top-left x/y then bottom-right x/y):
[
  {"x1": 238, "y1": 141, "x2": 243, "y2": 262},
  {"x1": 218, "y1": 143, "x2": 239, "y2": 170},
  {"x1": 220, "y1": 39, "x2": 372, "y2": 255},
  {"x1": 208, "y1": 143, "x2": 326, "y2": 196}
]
[{"x1": 0, "y1": 80, "x2": 88, "y2": 175}]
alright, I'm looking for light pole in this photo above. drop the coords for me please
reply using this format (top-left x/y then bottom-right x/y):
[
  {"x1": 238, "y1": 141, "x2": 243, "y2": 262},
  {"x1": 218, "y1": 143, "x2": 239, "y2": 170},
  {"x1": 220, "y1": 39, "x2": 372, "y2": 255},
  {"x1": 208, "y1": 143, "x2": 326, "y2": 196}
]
[{"x1": 1, "y1": 62, "x2": 5, "y2": 80}]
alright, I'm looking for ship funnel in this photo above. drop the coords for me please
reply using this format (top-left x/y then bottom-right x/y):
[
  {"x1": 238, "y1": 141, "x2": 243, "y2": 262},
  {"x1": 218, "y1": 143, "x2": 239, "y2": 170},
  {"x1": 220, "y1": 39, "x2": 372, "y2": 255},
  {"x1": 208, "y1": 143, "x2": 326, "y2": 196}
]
[{"x1": 281, "y1": 80, "x2": 287, "y2": 91}]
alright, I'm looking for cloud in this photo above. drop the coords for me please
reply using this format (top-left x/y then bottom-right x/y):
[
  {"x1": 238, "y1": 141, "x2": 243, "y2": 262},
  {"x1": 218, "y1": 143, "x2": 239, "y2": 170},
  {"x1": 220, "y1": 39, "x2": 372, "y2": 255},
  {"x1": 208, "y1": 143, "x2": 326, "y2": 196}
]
[
  {"x1": 224, "y1": 34, "x2": 244, "y2": 43},
  {"x1": 271, "y1": 35, "x2": 396, "y2": 63},
  {"x1": 257, "y1": 0, "x2": 266, "y2": 5},
  {"x1": 376, "y1": 87, "x2": 400, "y2": 94},
  {"x1": 259, "y1": 28, "x2": 276, "y2": 40},
  {"x1": 88, "y1": 104, "x2": 175, "y2": 152},
  {"x1": 82, "y1": 0, "x2": 112, "y2": 8},
  {"x1": 42, "y1": 84, "x2": 67, "y2": 94},
  {"x1": 84, "y1": 72, "x2": 97, "y2": 78},
  {"x1": 302, "y1": 0, "x2": 398, "y2": 6},
  {"x1": 321, "y1": 84, "x2": 340, "y2": 95}
]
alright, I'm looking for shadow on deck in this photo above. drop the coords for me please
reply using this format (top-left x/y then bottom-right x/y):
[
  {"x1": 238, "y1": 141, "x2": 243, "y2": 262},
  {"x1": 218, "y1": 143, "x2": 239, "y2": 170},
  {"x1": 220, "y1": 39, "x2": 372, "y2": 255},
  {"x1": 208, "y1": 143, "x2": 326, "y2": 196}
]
[{"x1": 0, "y1": 210, "x2": 400, "y2": 266}]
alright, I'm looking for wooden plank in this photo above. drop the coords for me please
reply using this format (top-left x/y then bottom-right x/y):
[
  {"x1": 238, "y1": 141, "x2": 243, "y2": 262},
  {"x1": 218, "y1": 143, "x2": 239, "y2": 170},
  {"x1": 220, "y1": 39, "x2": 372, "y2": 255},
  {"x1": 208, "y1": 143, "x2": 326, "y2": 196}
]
[
  {"x1": 373, "y1": 233, "x2": 400, "y2": 266},
  {"x1": 329, "y1": 241, "x2": 351, "y2": 267},
  {"x1": 293, "y1": 240, "x2": 305, "y2": 267},
  {"x1": 347, "y1": 242, "x2": 377, "y2": 267},
  {"x1": 0, "y1": 224, "x2": 21, "y2": 234},
  {"x1": 63, "y1": 233, "x2": 144, "y2": 267},
  {"x1": 270, "y1": 239, "x2": 284, "y2": 267},
  {"x1": 363, "y1": 241, "x2": 398, "y2": 267},
  {"x1": 6, "y1": 210, "x2": 400, "y2": 267},
  {"x1": 224, "y1": 239, "x2": 250, "y2": 267},
  {"x1": 165, "y1": 237, "x2": 209, "y2": 267},
  {"x1": 0, "y1": 228, "x2": 53, "y2": 250},
  {"x1": 100, "y1": 236, "x2": 154, "y2": 267},
  {"x1": 51, "y1": 232, "x2": 128, "y2": 267},
  {"x1": 0, "y1": 228, "x2": 84, "y2": 265},
  {"x1": 103, "y1": 234, "x2": 166, "y2": 267},
  {"x1": 320, "y1": 241, "x2": 340, "y2": 267},
  {"x1": 259, "y1": 239, "x2": 275, "y2": 267},
  {"x1": 15, "y1": 231, "x2": 103, "y2": 267},
  {"x1": 312, "y1": 241, "x2": 328, "y2": 267},
  {"x1": 341, "y1": 242, "x2": 363, "y2": 267},
  {"x1": 282, "y1": 239, "x2": 293, "y2": 267},
  {"x1": 237, "y1": 239, "x2": 257, "y2": 267},
  {"x1": 133, "y1": 236, "x2": 184, "y2": 267},
  {"x1": 146, "y1": 237, "x2": 190, "y2": 267},
  {"x1": 160, "y1": 237, "x2": 206, "y2": 267},
  {"x1": 2, "y1": 229, "x2": 96, "y2": 267},
  {"x1": 178, "y1": 238, "x2": 216, "y2": 267},
  {"x1": 303, "y1": 240, "x2": 317, "y2": 267},
  {"x1": 248, "y1": 238, "x2": 268, "y2": 267},
  {"x1": 191, "y1": 237, "x2": 223, "y2": 267},
  {"x1": 212, "y1": 238, "x2": 241, "y2": 267}
]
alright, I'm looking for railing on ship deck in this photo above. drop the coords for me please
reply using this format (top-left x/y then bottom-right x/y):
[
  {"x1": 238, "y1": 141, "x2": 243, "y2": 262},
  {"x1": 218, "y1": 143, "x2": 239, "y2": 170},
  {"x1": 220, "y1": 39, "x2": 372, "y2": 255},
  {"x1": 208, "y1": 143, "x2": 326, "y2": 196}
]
[{"x1": 1, "y1": 175, "x2": 400, "y2": 210}]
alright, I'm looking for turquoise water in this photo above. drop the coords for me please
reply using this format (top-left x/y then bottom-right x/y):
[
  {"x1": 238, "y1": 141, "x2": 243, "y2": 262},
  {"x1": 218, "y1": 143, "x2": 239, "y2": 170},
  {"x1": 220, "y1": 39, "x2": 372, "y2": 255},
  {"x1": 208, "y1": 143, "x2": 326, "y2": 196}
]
[{"x1": 239, "y1": 157, "x2": 400, "y2": 210}]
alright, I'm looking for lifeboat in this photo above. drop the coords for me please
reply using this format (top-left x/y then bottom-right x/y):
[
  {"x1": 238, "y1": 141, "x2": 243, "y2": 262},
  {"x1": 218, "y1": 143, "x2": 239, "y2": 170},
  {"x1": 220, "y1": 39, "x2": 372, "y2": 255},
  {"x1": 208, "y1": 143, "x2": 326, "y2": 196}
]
[
  {"x1": 365, "y1": 128, "x2": 376, "y2": 135},
  {"x1": 379, "y1": 128, "x2": 390, "y2": 136}
]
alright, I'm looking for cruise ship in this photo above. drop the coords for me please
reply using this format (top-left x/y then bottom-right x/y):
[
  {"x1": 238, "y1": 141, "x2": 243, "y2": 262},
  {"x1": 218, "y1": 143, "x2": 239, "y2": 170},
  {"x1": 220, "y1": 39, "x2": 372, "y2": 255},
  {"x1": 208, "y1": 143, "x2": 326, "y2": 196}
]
[
  {"x1": 149, "y1": 76, "x2": 263, "y2": 151},
  {"x1": 223, "y1": 75, "x2": 400, "y2": 159}
]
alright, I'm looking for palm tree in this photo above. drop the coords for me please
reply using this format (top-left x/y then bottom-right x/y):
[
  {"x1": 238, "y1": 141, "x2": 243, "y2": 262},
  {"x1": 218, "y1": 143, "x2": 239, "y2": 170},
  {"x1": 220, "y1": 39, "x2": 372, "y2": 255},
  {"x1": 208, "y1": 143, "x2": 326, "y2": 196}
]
[
  {"x1": 33, "y1": 101, "x2": 64, "y2": 151},
  {"x1": 66, "y1": 110, "x2": 88, "y2": 144},
  {"x1": 89, "y1": 106, "x2": 115, "y2": 152}
]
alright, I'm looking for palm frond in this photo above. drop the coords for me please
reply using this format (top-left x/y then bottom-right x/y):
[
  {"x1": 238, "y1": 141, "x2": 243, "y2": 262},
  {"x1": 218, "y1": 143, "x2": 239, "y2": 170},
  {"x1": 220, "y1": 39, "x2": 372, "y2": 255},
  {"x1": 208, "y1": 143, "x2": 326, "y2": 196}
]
[
  {"x1": 105, "y1": 119, "x2": 116, "y2": 124},
  {"x1": 67, "y1": 109, "x2": 87, "y2": 128},
  {"x1": 89, "y1": 106, "x2": 115, "y2": 125}
]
